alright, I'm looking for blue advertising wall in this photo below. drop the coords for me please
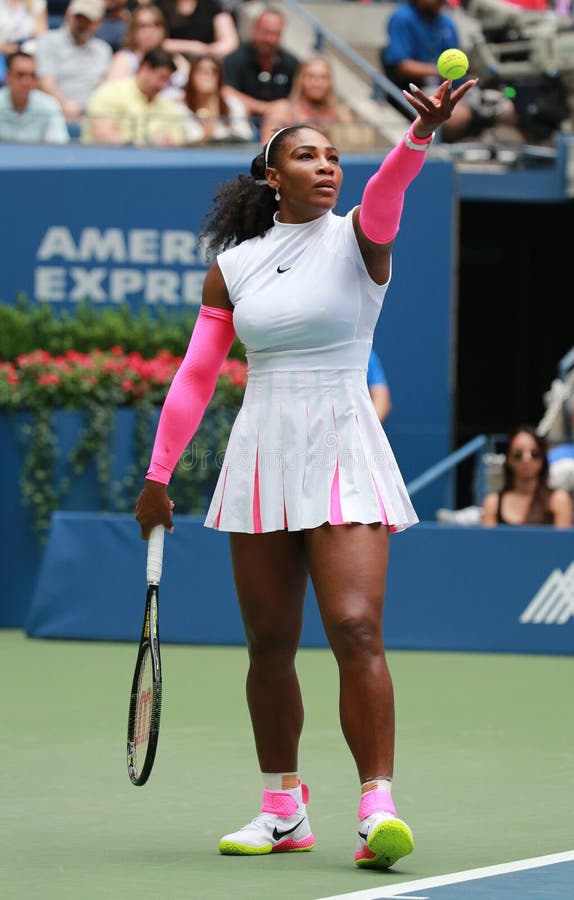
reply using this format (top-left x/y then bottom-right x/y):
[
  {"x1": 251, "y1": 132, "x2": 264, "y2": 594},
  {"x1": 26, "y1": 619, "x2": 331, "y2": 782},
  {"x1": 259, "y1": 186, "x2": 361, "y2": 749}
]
[
  {"x1": 0, "y1": 145, "x2": 456, "y2": 627},
  {"x1": 26, "y1": 513, "x2": 574, "y2": 655}
]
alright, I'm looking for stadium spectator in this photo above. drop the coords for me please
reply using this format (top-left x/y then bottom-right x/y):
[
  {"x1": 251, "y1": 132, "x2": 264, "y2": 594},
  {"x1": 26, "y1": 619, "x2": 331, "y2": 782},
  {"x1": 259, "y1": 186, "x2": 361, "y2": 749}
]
[
  {"x1": 0, "y1": 49, "x2": 68, "y2": 141},
  {"x1": 381, "y1": 0, "x2": 520, "y2": 142},
  {"x1": 482, "y1": 425, "x2": 572, "y2": 526},
  {"x1": 182, "y1": 52, "x2": 253, "y2": 142},
  {"x1": 82, "y1": 45, "x2": 203, "y2": 145},
  {"x1": 158, "y1": 0, "x2": 239, "y2": 61},
  {"x1": 36, "y1": 0, "x2": 111, "y2": 124},
  {"x1": 0, "y1": 0, "x2": 48, "y2": 57},
  {"x1": 95, "y1": 0, "x2": 131, "y2": 53},
  {"x1": 367, "y1": 349, "x2": 392, "y2": 423},
  {"x1": 260, "y1": 55, "x2": 354, "y2": 146},
  {"x1": 548, "y1": 393, "x2": 574, "y2": 498},
  {"x1": 103, "y1": 3, "x2": 188, "y2": 98},
  {"x1": 223, "y1": 7, "x2": 298, "y2": 127}
]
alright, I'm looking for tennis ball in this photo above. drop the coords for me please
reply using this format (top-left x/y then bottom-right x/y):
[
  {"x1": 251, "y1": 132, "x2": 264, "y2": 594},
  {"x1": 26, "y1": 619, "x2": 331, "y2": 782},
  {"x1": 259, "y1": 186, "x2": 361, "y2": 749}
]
[{"x1": 437, "y1": 49, "x2": 469, "y2": 81}]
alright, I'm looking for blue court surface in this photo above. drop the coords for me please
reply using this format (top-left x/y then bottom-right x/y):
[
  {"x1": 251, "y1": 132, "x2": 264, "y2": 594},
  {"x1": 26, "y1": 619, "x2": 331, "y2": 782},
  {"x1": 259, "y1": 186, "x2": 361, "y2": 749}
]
[{"x1": 315, "y1": 852, "x2": 574, "y2": 899}]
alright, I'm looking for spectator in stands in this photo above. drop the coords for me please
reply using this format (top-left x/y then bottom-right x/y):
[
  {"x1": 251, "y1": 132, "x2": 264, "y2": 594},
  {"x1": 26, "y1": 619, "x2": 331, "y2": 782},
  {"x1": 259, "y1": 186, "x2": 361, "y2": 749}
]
[
  {"x1": 482, "y1": 425, "x2": 572, "y2": 526},
  {"x1": 223, "y1": 7, "x2": 298, "y2": 127},
  {"x1": 158, "y1": 0, "x2": 239, "y2": 61},
  {"x1": 381, "y1": 0, "x2": 520, "y2": 142},
  {"x1": 548, "y1": 393, "x2": 574, "y2": 498},
  {"x1": 260, "y1": 55, "x2": 355, "y2": 146},
  {"x1": 182, "y1": 52, "x2": 253, "y2": 142},
  {"x1": 367, "y1": 348, "x2": 392, "y2": 424},
  {"x1": 0, "y1": 48, "x2": 68, "y2": 141},
  {"x1": 95, "y1": 0, "x2": 131, "y2": 53},
  {"x1": 36, "y1": 0, "x2": 111, "y2": 124},
  {"x1": 0, "y1": 0, "x2": 48, "y2": 58},
  {"x1": 82, "y1": 45, "x2": 203, "y2": 145},
  {"x1": 103, "y1": 3, "x2": 188, "y2": 98}
]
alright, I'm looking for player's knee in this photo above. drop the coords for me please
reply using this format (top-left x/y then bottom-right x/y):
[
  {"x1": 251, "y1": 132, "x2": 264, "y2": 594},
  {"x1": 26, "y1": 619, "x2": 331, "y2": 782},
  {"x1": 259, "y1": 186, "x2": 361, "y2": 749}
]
[
  {"x1": 244, "y1": 622, "x2": 299, "y2": 670},
  {"x1": 327, "y1": 612, "x2": 382, "y2": 663}
]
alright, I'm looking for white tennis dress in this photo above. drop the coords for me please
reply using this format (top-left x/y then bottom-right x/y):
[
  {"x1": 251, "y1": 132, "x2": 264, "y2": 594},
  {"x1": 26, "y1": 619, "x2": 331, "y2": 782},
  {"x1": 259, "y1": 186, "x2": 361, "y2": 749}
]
[{"x1": 204, "y1": 209, "x2": 418, "y2": 534}]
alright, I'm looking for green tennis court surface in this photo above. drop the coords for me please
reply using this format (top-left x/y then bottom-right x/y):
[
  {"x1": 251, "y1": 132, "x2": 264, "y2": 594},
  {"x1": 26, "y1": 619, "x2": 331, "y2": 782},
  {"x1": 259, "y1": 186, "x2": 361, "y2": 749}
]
[{"x1": 2, "y1": 631, "x2": 572, "y2": 900}]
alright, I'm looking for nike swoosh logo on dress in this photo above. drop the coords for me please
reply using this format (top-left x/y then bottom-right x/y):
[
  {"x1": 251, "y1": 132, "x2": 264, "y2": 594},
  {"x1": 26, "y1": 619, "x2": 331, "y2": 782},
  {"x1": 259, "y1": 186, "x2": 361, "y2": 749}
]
[
  {"x1": 272, "y1": 818, "x2": 305, "y2": 840},
  {"x1": 277, "y1": 265, "x2": 291, "y2": 273}
]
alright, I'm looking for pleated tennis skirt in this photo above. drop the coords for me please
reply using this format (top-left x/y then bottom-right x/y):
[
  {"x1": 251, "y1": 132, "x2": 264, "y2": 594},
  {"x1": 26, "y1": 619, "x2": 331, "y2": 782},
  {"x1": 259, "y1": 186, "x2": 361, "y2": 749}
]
[{"x1": 204, "y1": 368, "x2": 418, "y2": 534}]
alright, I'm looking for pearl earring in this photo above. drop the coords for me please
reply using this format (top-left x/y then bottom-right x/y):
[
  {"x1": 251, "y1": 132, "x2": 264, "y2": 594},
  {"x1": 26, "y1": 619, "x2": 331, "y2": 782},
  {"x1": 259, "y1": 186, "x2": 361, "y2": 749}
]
[{"x1": 275, "y1": 190, "x2": 281, "y2": 202}]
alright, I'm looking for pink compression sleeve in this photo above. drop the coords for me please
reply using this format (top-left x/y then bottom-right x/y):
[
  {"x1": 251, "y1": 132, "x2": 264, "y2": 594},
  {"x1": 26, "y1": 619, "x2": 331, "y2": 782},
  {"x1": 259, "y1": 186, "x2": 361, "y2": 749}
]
[
  {"x1": 358, "y1": 124, "x2": 432, "y2": 244},
  {"x1": 146, "y1": 305, "x2": 236, "y2": 484}
]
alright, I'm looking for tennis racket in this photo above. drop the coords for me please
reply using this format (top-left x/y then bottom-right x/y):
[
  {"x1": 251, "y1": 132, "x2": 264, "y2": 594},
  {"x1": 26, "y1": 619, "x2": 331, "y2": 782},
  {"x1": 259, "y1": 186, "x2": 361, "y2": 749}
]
[{"x1": 127, "y1": 524, "x2": 165, "y2": 786}]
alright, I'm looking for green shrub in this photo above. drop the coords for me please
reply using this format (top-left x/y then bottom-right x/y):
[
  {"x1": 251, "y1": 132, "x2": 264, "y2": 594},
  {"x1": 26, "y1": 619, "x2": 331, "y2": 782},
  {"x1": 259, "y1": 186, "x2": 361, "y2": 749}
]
[
  {"x1": 0, "y1": 298, "x2": 247, "y2": 534},
  {"x1": 0, "y1": 295, "x2": 245, "y2": 361}
]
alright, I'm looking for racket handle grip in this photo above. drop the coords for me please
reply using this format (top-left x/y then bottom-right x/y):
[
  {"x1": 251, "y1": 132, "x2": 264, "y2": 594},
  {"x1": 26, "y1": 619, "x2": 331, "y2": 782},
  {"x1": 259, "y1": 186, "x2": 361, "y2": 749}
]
[{"x1": 147, "y1": 525, "x2": 165, "y2": 585}]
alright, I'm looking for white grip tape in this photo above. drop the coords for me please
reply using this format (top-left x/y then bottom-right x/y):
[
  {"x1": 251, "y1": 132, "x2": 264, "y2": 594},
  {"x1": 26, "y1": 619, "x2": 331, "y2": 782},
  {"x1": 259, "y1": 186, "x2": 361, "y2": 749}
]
[{"x1": 146, "y1": 525, "x2": 165, "y2": 585}]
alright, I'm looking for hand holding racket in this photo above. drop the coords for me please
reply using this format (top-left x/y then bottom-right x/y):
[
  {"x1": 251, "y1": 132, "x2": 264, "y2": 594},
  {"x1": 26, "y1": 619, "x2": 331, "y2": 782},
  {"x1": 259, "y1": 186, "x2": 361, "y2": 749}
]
[{"x1": 127, "y1": 524, "x2": 165, "y2": 786}]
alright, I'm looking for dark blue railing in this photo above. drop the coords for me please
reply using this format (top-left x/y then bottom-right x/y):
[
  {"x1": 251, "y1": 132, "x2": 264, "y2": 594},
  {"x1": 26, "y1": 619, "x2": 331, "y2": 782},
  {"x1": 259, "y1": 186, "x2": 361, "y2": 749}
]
[{"x1": 406, "y1": 434, "x2": 489, "y2": 500}]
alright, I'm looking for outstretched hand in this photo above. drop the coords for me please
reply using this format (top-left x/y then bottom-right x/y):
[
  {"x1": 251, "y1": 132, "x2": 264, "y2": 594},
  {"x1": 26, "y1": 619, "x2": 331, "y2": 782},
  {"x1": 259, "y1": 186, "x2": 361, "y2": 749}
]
[{"x1": 403, "y1": 78, "x2": 478, "y2": 135}]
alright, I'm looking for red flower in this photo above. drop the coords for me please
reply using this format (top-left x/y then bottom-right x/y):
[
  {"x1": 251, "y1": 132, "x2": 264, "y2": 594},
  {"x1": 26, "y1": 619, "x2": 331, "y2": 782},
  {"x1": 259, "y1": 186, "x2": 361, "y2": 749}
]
[{"x1": 37, "y1": 373, "x2": 61, "y2": 386}]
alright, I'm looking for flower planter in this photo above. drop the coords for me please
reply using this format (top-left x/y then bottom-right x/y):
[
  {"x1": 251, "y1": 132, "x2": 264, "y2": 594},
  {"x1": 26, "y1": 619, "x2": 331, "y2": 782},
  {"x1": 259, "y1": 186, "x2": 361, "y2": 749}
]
[{"x1": 0, "y1": 350, "x2": 247, "y2": 628}]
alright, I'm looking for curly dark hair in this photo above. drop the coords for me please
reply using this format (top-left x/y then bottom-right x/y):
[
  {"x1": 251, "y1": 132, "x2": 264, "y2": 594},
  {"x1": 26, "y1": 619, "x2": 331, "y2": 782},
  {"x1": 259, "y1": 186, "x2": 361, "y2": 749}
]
[{"x1": 201, "y1": 124, "x2": 325, "y2": 260}]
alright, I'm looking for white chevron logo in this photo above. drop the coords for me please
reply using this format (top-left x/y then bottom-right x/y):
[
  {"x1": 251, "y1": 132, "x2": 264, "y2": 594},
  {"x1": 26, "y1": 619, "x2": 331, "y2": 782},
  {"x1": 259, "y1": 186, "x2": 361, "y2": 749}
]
[{"x1": 519, "y1": 563, "x2": 574, "y2": 625}]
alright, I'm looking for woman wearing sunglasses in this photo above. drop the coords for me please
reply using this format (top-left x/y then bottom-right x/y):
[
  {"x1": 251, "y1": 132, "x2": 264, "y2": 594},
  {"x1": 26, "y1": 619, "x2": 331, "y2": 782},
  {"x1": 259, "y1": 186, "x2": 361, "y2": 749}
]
[{"x1": 482, "y1": 425, "x2": 572, "y2": 526}]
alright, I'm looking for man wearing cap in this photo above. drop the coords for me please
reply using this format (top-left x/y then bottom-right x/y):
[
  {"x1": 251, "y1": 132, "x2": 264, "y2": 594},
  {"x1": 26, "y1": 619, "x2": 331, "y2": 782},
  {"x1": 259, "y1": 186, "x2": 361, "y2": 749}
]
[{"x1": 36, "y1": 0, "x2": 111, "y2": 124}]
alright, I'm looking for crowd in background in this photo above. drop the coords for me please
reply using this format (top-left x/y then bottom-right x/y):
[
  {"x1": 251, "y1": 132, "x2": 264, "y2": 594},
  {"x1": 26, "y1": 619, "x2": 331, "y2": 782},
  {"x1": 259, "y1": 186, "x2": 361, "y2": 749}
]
[
  {"x1": 0, "y1": 0, "x2": 355, "y2": 145},
  {"x1": 1, "y1": 0, "x2": 574, "y2": 147}
]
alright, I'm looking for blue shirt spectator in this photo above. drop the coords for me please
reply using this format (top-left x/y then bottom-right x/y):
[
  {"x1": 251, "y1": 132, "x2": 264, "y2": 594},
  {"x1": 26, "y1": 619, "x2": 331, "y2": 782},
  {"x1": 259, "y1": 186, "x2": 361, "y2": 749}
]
[
  {"x1": 383, "y1": 0, "x2": 460, "y2": 88},
  {"x1": 381, "y1": 0, "x2": 497, "y2": 142},
  {"x1": 367, "y1": 349, "x2": 392, "y2": 423},
  {"x1": 0, "y1": 50, "x2": 69, "y2": 143}
]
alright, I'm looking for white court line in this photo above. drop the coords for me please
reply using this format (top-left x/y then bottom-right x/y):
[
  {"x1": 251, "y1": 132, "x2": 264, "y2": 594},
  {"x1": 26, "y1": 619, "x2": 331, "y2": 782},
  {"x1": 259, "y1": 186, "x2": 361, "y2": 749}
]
[{"x1": 314, "y1": 850, "x2": 574, "y2": 900}]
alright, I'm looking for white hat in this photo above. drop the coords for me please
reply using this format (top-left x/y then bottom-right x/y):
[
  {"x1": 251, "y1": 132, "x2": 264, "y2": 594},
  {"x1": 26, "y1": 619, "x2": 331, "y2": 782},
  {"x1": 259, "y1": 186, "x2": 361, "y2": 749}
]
[{"x1": 68, "y1": 0, "x2": 105, "y2": 22}]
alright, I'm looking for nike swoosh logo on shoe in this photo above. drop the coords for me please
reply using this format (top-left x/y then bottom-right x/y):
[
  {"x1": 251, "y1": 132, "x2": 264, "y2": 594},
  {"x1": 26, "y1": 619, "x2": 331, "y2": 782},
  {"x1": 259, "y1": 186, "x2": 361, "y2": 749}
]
[
  {"x1": 272, "y1": 818, "x2": 305, "y2": 840},
  {"x1": 277, "y1": 265, "x2": 291, "y2": 273}
]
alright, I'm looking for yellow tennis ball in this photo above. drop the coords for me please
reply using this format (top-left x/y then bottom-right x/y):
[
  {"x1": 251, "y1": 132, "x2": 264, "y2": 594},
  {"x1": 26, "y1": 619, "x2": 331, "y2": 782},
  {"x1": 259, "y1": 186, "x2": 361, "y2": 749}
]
[{"x1": 437, "y1": 49, "x2": 469, "y2": 81}]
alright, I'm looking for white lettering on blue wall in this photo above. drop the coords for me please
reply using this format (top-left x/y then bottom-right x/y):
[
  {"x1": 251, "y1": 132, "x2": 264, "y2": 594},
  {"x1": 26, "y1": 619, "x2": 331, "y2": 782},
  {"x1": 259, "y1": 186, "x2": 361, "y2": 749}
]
[{"x1": 34, "y1": 226, "x2": 206, "y2": 304}]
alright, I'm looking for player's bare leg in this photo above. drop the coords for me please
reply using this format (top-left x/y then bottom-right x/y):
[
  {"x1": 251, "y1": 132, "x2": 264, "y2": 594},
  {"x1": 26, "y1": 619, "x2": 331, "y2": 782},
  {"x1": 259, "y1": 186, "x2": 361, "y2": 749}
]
[
  {"x1": 304, "y1": 522, "x2": 393, "y2": 778},
  {"x1": 304, "y1": 522, "x2": 414, "y2": 869},
  {"x1": 230, "y1": 529, "x2": 308, "y2": 772},
  {"x1": 219, "y1": 530, "x2": 314, "y2": 855}
]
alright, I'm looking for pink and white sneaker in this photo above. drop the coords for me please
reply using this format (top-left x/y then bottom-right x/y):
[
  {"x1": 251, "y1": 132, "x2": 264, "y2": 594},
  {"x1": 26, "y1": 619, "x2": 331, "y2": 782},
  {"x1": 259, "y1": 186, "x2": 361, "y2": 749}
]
[
  {"x1": 219, "y1": 783, "x2": 315, "y2": 856},
  {"x1": 354, "y1": 789, "x2": 414, "y2": 869}
]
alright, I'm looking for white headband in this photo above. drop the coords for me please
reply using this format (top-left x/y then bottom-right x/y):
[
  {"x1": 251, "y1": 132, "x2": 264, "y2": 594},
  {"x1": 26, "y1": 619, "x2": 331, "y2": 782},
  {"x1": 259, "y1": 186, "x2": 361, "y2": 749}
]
[{"x1": 264, "y1": 127, "x2": 291, "y2": 167}]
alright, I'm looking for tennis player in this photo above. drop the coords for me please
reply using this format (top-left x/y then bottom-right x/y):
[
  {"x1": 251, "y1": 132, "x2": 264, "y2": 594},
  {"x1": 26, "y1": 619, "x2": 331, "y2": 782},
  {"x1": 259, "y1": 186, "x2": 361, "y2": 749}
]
[{"x1": 135, "y1": 76, "x2": 477, "y2": 869}]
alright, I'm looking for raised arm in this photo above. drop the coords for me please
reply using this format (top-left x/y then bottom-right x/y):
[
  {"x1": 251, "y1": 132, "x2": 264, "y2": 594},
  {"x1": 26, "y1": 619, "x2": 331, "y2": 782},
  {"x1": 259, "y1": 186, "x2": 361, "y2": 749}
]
[{"x1": 353, "y1": 78, "x2": 477, "y2": 284}]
